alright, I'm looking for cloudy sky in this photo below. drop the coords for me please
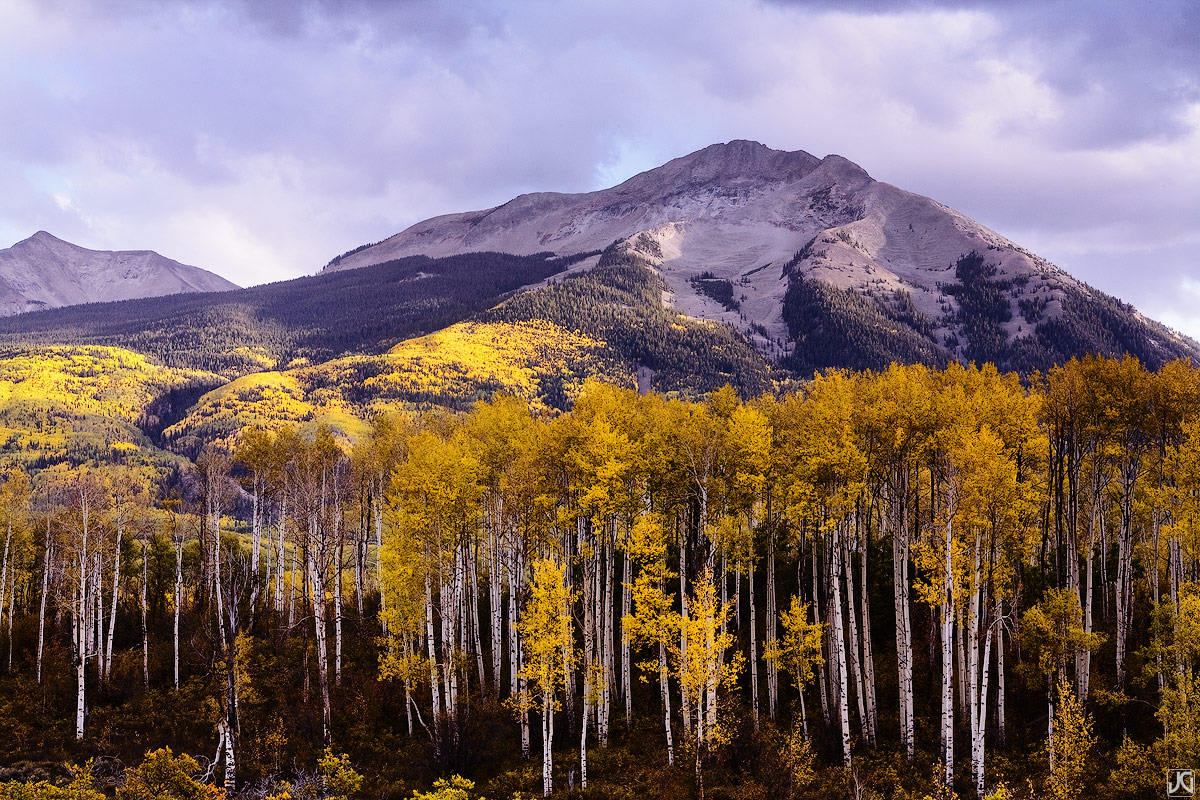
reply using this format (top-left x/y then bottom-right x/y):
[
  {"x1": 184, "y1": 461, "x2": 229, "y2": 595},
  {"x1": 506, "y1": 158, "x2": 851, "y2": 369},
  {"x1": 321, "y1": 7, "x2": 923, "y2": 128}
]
[{"x1": 2, "y1": 0, "x2": 1198, "y2": 337}]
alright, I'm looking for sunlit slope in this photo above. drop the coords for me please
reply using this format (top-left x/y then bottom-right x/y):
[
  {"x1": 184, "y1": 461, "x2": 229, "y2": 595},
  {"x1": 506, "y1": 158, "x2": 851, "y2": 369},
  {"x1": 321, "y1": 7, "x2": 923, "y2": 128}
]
[
  {"x1": 348, "y1": 319, "x2": 629, "y2": 409},
  {"x1": 161, "y1": 369, "x2": 370, "y2": 454},
  {"x1": 164, "y1": 319, "x2": 631, "y2": 449},
  {"x1": 0, "y1": 344, "x2": 221, "y2": 467}
]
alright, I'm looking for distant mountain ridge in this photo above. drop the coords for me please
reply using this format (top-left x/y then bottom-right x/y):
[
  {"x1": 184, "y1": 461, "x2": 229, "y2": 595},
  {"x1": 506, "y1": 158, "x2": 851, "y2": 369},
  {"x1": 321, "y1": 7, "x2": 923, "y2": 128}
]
[
  {"x1": 0, "y1": 231, "x2": 239, "y2": 315},
  {"x1": 325, "y1": 140, "x2": 1199, "y2": 373}
]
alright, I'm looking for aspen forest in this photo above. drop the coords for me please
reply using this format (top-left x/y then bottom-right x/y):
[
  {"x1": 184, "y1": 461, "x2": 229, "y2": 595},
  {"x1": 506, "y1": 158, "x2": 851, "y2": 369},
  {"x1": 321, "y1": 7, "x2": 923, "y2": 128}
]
[{"x1": 3, "y1": 355, "x2": 1200, "y2": 800}]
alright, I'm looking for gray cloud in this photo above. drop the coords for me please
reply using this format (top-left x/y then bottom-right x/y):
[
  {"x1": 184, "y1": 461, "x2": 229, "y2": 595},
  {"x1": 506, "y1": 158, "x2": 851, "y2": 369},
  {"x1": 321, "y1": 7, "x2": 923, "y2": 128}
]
[{"x1": 1, "y1": 0, "x2": 1197, "y2": 338}]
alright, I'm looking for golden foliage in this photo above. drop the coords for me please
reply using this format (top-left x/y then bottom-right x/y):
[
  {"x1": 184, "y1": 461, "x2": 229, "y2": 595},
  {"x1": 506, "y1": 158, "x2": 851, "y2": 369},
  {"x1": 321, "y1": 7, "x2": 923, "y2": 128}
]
[{"x1": 1047, "y1": 680, "x2": 1096, "y2": 800}]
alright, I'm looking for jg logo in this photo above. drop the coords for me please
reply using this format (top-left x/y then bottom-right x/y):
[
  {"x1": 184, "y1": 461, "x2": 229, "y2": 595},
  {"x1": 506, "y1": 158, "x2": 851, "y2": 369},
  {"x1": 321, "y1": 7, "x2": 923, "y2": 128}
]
[{"x1": 1170, "y1": 769, "x2": 1196, "y2": 798}]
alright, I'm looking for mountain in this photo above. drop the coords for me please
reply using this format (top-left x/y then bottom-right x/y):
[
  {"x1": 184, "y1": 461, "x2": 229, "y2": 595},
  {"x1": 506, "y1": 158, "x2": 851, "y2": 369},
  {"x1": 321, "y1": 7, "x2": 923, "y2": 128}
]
[
  {"x1": 0, "y1": 231, "x2": 239, "y2": 315},
  {"x1": 325, "y1": 140, "x2": 1199, "y2": 373}
]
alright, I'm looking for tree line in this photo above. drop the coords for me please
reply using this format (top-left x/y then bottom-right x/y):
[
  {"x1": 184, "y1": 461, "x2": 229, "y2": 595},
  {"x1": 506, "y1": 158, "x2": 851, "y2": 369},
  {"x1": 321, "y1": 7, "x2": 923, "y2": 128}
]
[{"x1": 1, "y1": 355, "x2": 1199, "y2": 799}]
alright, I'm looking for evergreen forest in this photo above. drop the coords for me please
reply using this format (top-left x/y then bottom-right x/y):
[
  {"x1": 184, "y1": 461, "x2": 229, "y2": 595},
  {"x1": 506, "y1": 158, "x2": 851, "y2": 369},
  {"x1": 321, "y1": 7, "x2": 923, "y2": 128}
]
[{"x1": 0, "y1": 356, "x2": 1198, "y2": 800}]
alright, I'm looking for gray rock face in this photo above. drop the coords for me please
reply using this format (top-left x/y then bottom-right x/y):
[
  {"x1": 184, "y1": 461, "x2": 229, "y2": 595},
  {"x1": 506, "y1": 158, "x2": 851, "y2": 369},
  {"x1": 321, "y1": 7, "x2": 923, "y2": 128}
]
[{"x1": 0, "y1": 232, "x2": 239, "y2": 315}]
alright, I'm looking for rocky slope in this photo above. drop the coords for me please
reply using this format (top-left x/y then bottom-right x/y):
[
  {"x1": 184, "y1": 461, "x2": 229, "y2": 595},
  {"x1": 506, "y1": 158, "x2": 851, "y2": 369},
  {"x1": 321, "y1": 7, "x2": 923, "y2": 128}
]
[
  {"x1": 325, "y1": 140, "x2": 1197, "y2": 371},
  {"x1": 0, "y1": 231, "x2": 239, "y2": 315}
]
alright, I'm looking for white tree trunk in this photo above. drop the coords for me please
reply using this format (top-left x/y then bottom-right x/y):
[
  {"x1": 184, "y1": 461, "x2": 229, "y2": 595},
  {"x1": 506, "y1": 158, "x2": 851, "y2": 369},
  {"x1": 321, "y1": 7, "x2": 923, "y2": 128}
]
[
  {"x1": 581, "y1": 676, "x2": 590, "y2": 788},
  {"x1": 842, "y1": 530, "x2": 868, "y2": 742},
  {"x1": 600, "y1": 535, "x2": 614, "y2": 746},
  {"x1": 973, "y1": 615, "x2": 994, "y2": 798},
  {"x1": 309, "y1": 553, "x2": 332, "y2": 747},
  {"x1": 92, "y1": 552, "x2": 103, "y2": 673},
  {"x1": 749, "y1": 563, "x2": 759, "y2": 726},
  {"x1": 141, "y1": 538, "x2": 149, "y2": 687},
  {"x1": 659, "y1": 638, "x2": 674, "y2": 765},
  {"x1": 766, "y1": 530, "x2": 779, "y2": 719},
  {"x1": 105, "y1": 521, "x2": 122, "y2": 683},
  {"x1": 75, "y1": 492, "x2": 92, "y2": 740},
  {"x1": 0, "y1": 521, "x2": 10, "y2": 640},
  {"x1": 373, "y1": 478, "x2": 386, "y2": 632},
  {"x1": 1079, "y1": 507, "x2": 1098, "y2": 702},
  {"x1": 941, "y1": 486, "x2": 956, "y2": 788},
  {"x1": 679, "y1": 525, "x2": 691, "y2": 737},
  {"x1": 425, "y1": 569, "x2": 442, "y2": 719},
  {"x1": 223, "y1": 717, "x2": 237, "y2": 795},
  {"x1": 859, "y1": 531, "x2": 878, "y2": 744},
  {"x1": 334, "y1": 538, "x2": 343, "y2": 686},
  {"x1": 251, "y1": 482, "x2": 261, "y2": 575},
  {"x1": 543, "y1": 690, "x2": 554, "y2": 798},
  {"x1": 174, "y1": 534, "x2": 183, "y2": 691},
  {"x1": 490, "y1": 521, "x2": 503, "y2": 699},
  {"x1": 997, "y1": 597, "x2": 1006, "y2": 744},
  {"x1": 7, "y1": 579, "x2": 15, "y2": 669},
  {"x1": 276, "y1": 499, "x2": 287, "y2": 613},
  {"x1": 622, "y1": 546, "x2": 632, "y2": 725},
  {"x1": 470, "y1": 540, "x2": 487, "y2": 693},
  {"x1": 893, "y1": 500, "x2": 915, "y2": 760},
  {"x1": 1115, "y1": 472, "x2": 1136, "y2": 689},
  {"x1": 38, "y1": 536, "x2": 52, "y2": 684},
  {"x1": 831, "y1": 528, "x2": 852, "y2": 767},
  {"x1": 814, "y1": 541, "x2": 830, "y2": 728}
]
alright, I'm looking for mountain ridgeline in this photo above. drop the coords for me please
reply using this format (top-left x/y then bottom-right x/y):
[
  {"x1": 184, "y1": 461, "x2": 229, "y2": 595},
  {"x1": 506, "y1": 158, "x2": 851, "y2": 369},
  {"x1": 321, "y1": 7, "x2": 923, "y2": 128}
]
[{"x1": 0, "y1": 231, "x2": 238, "y2": 315}]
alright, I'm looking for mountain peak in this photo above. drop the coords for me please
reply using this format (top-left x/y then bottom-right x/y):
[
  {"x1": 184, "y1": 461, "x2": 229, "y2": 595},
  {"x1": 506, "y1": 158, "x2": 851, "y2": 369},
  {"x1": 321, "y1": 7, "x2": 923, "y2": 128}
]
[
  {"x1": 629, "y1": 140, "x2": 823, "y2": 189},
  {"x1": 22, "y1": 230, "x2": 69, "y2": 247},
  {"x1": 0, "y1": 233, "x2": 239, "y2": 315},
  {"x1": 319, "y1": 140, "x2": 1200, "y2": 373}
]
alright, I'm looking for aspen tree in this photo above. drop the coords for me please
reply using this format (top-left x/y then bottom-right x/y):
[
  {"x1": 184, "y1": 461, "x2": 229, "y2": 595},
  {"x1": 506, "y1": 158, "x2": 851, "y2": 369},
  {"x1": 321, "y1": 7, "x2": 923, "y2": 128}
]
[
  {"x1": 388, "y1": 419, "x2": 483, "y2": 752},
  {"x1": 467, "y1": 394, "x2": 537, "y2": 699},
  {"x1": 1040, "y1": 358, "x2": 1107, "y2": 701},
  {"x1": 357, "y1": 412, "x2": 415, "y2": 635},
  {"x1": 1021, "y1": 587, "x2": 1101, "y2": 777},
  {"x1": 0, "y1": 466, "x2": 30, "y2": 643},
  {"x1": 36, "y1": 508, "x2": 52, "y2": 685},
  {"x1": 54, "y1": 468, "x2": 110, "y2": 740},
  {"x1": 1157, "y1": 590, "x2": 1200, "y2": 773},
  {"x1": 164, "y1": 500, "x2": 190, "y2": 691},
  {"x1": 1046, "y1": 678, "x2": 1095, "y2": 800},
  {"x1": 289, "y1": 426, "x2": 345, "y2": 746},
  {"x1": 859, "y1": 363, "x2": 933, "y2": 761},
  {"x1": 378, "y1": 482, "x2": 431, "y2": 739},
  {"x1": 1092, "y1": 356, "x2": 1154, "y2": 690},
  {"x1": 725, "y1": 402, "x2": 771, "y2": 722},
  {"x1": 625, "y1": 512, "x2": 678, "y2": 765},
  {"x1": 104, "y1": 468, "x2": 149, "y2": 684},
  {"x1": 235, "y1": 428, "x2": 274, "y2": 576},
  {"x1": 764, "y1": 595, "x2": 824, "y2": 739},
  {"x1": 778, "y1": 369, "x2": 867, "y2": 763},
  {"x1": 517, "y1": 557, "x2": 575, "y2": 798},
  {"x1": 667, "y1": 566, "x2": 739, "y2": 800},
  {"x1": 139, "y1": 516, "x2": 150, "y2": 688}
]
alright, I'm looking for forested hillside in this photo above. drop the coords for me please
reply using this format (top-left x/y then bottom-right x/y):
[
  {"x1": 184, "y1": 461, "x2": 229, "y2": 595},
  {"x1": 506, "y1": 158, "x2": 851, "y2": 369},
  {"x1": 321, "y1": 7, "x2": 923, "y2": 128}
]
[
  {"x1": 0, "y1": 251, "x2": 590, "y2": 377},
  {"x1": 0, "y1": 356, "x2": 1197, "y2": 799}
]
